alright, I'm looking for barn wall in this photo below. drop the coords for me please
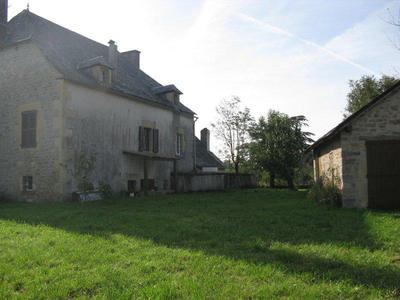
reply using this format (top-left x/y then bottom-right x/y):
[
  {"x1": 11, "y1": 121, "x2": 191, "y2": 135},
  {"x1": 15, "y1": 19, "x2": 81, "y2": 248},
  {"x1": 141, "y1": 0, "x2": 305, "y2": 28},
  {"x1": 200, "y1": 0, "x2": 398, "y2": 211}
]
[
  {"x1": 341, "y1": 88, "x2": 400, "y2": 208},
  {"x1": 313, "y1": 136, "x2": 343, "y2": 189}
]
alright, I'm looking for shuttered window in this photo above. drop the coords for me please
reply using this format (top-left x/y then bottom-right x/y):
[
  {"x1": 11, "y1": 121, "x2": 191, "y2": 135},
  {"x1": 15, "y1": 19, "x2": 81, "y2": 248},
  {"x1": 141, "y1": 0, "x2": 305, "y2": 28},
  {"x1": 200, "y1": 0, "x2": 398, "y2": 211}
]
[
  {"x1": 143, "y1": 128, "x2": 151, "y2": 152},
  {"x1": 139, "y1": 126, "x2": 144, "y2": 152},
  {"x1": 139, "y1": 126, "x2": 159, "y2": 153},
  {"x1": 21, "y1": 111, "x2": 37, "y2": 148},
  {"x1": 153, "y1": 129, "x2": 159, "y2": 153}
]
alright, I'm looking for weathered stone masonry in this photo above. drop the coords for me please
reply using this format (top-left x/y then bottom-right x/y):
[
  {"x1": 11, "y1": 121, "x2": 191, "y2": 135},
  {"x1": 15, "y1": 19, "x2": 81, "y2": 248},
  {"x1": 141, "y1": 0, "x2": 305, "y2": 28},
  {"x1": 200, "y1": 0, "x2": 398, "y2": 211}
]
[
  {"x1": 0, "y1": 42, "x2": 64, "y2": 201},
  {"x1": 340, "y1": 91, "x2": 400, "y2": 208},
  {"x1": 312, "y1": 86, "x2": 400, "y2": 208},
  {"x1": 0, "y1": 8, "x2": 224, "y2": 202},
  {"x1": 0, "y1": 41, "x2": 196, "y2": 201}
]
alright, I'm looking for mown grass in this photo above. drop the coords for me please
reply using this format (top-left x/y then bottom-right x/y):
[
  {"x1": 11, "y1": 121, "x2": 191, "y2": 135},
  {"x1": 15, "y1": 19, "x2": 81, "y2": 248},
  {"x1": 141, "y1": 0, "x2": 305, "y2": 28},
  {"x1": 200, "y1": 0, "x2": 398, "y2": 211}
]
[{"x1": 0, "y1": 189, "x2": 399, "y2": 299}]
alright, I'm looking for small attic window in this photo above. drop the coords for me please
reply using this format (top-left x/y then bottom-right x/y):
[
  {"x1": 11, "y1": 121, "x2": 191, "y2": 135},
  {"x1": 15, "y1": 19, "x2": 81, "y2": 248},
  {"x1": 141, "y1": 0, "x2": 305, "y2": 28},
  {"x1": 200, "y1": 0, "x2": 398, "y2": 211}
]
[
  {"x1": 100, "y1": 68, "x2": 110, "y2": 84},
  {"x1": 174, "y1": 93, "x2": 180, "y2": 105}
]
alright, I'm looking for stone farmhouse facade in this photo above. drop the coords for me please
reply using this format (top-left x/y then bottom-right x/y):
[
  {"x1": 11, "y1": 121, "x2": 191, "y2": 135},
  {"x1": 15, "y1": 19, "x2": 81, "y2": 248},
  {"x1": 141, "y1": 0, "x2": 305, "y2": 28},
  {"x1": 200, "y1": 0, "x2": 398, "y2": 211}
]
[
  {"x1": 310, "y1": 81, "x2": 400, "y2": 209},
  {"x1": 0, "y1": 3, "x2": 223, "y2": 202}
]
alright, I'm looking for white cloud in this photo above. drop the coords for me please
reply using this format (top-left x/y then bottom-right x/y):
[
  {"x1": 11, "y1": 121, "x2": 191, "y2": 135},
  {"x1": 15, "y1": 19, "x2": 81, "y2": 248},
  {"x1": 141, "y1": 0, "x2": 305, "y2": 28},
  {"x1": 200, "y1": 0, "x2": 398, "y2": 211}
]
[{"x1": 235, "y1": 12, "x2": 378, "y2": 75}]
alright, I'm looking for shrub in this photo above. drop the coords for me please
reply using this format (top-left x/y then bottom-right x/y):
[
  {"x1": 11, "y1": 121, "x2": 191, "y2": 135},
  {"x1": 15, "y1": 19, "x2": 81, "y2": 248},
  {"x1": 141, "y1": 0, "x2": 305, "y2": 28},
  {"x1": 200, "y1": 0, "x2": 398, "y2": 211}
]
[
  {"x1": 98, "y1": 182, "x2": 114, "y2": 199},
  {"x1": 309, "y1": 177, "x2": 342, "y2": 207},
  {"x1": 75, "y1": 151, "x2": 96, "y2": 193}
]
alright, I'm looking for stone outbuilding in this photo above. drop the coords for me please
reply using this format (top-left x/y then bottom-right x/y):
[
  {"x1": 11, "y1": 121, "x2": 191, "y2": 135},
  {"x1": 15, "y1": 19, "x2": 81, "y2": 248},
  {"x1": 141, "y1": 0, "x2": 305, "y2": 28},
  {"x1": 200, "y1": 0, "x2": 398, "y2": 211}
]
[{"x1": 309, "y1": 82, "x2": 400, "y2": 209}]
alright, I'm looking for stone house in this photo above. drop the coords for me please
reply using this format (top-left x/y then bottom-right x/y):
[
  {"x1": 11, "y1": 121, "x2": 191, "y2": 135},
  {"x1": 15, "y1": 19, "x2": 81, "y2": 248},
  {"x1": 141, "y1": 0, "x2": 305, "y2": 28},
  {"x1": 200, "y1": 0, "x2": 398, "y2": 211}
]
[
  {"x1": 309, "y1": 81, "x2": 400, "y2": 209},
  {"x1": 0, "y1": 4, "x2": 222, "y2": 201}
]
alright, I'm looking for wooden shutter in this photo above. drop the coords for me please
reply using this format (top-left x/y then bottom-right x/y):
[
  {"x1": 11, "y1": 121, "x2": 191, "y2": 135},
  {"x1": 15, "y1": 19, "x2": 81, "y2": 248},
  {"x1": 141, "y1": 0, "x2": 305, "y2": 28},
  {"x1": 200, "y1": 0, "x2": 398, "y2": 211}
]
[
  {"x1": 21, "y1": 111, "x2": 37, "y2": 148},
  {"x1": 144, "y1": 128, "x2": 151, "y2": 151},
  {"x1": 153, "y1": 129, "x2": 159, "y2": 153},
  {"x1": 138, "y1": 126, "x2": 144, "y2": 152}
]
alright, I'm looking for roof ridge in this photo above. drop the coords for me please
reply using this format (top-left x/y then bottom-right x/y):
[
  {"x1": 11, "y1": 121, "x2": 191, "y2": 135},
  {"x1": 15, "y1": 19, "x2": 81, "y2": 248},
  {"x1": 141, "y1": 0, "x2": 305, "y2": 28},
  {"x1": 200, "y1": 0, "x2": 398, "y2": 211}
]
[
  {"x1": 10, "y1": 9, "x2": 109, "y2": 49},
  {"x1": 309, "y1": 80, "x2": 400, "y2": 151}
]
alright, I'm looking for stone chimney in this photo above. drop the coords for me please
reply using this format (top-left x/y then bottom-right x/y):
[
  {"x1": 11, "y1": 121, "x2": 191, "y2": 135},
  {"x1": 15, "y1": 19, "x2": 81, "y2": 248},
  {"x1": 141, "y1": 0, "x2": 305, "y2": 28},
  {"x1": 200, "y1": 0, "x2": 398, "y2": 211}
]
[
  {"x1": 108, "y1": 40, "x2": 119, "y2": 81},
  {"x1": 121, "y1": 50, "x2": 140, "y2": 70},
  {"x1": 0, "y1": 0, "x2": 8, "y2": 41},
  {"x1": 201, "y1": 128, "x2": 210, "y2": 151},
  {"x1": 0, "y1": 0, "x2": 8, "y2": 24}
]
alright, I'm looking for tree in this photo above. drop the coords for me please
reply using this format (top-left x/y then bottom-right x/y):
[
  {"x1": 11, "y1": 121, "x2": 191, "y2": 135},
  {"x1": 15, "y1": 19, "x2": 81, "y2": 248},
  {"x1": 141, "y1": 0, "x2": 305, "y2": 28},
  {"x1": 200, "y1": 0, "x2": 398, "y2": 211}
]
[
  {"x1": 249, "y1": 111, "x2": 313, "y2": 189},
  {"x1": 344, "y1": 75, "x2": 398, "y2": 117},
  {"x1": 212, "y1": 96, "x2": 253, "y2": 174}
]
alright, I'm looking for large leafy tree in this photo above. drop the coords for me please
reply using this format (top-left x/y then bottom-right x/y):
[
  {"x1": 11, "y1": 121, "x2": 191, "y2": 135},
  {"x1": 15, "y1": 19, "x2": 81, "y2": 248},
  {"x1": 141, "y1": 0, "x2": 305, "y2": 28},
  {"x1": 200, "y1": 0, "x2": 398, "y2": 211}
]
[
  {"x1": 249, "y1": 111, "x2": 313, "y2": 189},
  {"x1": 344, "y1": 75, "x2": 398, "y2": 117},
  {"x1": 212, "y1": 96, "x2": 253, "y2": 174}
]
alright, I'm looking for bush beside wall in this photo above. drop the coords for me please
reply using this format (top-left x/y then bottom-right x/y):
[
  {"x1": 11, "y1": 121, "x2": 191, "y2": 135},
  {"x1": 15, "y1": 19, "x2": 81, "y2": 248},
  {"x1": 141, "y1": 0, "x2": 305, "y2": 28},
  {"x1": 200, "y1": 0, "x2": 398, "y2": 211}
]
[{"x1": 308, "y1": 177, "x2": 342, "y2": 207}]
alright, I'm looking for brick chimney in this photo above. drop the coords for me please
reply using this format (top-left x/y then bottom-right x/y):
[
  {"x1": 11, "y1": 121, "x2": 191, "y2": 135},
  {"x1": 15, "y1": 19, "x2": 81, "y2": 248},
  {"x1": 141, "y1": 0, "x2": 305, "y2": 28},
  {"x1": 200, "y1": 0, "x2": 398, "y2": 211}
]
[
  {"x1": 0, "y1": 0, "x2": 8, "y2": 24},
  {"x1": 121, "y1": 50, "x2": 140, "y2": 70},
  {"x1": 201, "y1": 128, "x2": 210, "y2": 151}
]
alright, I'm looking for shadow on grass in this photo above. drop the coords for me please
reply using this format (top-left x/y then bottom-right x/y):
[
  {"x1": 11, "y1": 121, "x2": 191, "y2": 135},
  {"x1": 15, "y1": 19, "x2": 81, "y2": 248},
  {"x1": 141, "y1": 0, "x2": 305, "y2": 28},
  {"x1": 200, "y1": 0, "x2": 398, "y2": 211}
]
[{"x1": 0, "y1": 189, "x2": 399, "y2": 292}]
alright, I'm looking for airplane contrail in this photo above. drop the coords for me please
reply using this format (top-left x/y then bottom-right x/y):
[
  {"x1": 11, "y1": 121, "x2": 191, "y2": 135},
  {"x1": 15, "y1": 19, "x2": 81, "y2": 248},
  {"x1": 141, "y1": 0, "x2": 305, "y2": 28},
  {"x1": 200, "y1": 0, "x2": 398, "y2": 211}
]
[{"x1": 236, "y1": 13, "x2": 378, "y2": 75}]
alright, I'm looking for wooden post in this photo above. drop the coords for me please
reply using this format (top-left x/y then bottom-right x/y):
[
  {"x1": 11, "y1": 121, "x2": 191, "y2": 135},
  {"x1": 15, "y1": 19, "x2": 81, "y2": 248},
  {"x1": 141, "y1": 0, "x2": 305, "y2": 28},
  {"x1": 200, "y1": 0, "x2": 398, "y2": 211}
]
[
  {"x1": 173, "y1": 159, "x2": 178, "y2": 193},
  {"x1": 143, "y1": 158, "x2": 148, "y2": 196}
]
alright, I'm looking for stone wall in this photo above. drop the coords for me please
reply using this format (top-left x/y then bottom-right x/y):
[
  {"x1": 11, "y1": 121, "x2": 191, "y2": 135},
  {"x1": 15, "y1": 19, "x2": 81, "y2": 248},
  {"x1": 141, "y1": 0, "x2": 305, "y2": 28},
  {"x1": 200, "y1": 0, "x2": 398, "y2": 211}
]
[
  {"x1": 61, "y1": 82, "x2": 195, "y2": 196},
  {"x1": 313, "y1": 136, "x2": 343, "y2": 189},
  {"x1": 177, "y1": 173, "x2": 225, "y2": 192},
  {"x1": 176, "y1": 173, "x2": 257, "y2": 193},
  {"x1": 0, "y1": 42, "x2": 64, "y2": 201},
  {"x1": 340, "y1": 87, "x2": 400, "y2": 208}
]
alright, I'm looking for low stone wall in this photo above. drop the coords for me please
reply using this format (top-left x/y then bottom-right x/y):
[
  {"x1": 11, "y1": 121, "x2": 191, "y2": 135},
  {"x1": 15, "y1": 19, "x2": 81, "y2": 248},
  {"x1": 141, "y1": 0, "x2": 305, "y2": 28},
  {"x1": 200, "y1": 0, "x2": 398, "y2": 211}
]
[{"x1": 176, "y1": 173, "x2": 257, "y2": 193}]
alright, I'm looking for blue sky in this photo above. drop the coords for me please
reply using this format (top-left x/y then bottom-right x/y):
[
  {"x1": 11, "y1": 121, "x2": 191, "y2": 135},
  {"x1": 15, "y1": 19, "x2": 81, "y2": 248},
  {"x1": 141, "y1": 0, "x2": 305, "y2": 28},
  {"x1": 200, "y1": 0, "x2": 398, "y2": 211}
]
[{"x1": 8, "y1": 0, "x2": 400, "y2": 152}]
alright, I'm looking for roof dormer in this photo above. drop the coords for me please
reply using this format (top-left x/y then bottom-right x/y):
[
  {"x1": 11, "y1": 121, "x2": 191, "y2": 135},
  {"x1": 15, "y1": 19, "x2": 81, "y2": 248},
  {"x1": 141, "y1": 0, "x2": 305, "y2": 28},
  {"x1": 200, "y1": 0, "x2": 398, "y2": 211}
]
[
  {"x1": 152, "y1": 85, "x2": 183, "y2": 105},
  {"x1": 77, "y1": 56, "x2": 113, "y2": 87}
]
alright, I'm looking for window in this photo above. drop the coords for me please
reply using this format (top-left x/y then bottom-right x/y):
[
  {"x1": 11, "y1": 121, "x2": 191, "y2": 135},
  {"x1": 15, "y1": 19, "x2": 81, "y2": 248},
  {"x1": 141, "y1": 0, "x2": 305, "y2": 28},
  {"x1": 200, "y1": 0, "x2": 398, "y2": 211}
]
[
  {"x1": 139, "y1": 126, "x2": 159, "y2": 153},
  {"x1": 141, "y1": 179, "x2": 156, "y2": 191},
  {"x1": 22, "y1": 176, "x2": 34, "y2": 192},
  {"x1": 153, "y1": 129, "x2": 159, "y2": 153},
  {"x1": 127, "y1": 180, "x2": 137, "y2": 193},
  {"x1": 143, "y1": 128, "x2": 151, "y2": 151},
  {"x1": 101, "y1": 68, "x2": 110, "y2": 84},
  {"x1": 21, "y1": 111, "x2": 37, "y2": 148},
  {"x1": 176, "y1": 133, "x2": 183, "y2": 156},
  {"x1": 139, "y1": 127, "x2": 148, "y2": 152},
  {"x1": 174, "y1": 94, "x2": 180, "y2": 105}
]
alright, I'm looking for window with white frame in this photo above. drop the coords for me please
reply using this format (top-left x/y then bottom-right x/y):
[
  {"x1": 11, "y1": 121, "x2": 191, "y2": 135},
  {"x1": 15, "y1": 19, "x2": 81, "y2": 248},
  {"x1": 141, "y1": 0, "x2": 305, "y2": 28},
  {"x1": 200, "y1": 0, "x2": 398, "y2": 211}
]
[{"x1": 176, "y1": 133, "x2": 183, "y2": 156}]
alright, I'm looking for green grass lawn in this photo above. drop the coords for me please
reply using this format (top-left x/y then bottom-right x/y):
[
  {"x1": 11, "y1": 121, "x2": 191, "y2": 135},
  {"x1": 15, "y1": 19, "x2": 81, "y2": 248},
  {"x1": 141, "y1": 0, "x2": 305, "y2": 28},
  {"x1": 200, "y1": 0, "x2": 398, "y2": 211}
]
[{"x1": 0, "y1": 189, "x2": 399, "y2": 299}]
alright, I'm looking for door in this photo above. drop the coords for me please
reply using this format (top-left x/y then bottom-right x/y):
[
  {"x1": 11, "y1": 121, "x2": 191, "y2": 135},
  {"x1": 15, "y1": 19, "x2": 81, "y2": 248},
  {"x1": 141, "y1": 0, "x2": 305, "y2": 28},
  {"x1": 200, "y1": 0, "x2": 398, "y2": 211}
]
[{"x1": 367, "y1": 140, "x2": 400, "y2": 209}]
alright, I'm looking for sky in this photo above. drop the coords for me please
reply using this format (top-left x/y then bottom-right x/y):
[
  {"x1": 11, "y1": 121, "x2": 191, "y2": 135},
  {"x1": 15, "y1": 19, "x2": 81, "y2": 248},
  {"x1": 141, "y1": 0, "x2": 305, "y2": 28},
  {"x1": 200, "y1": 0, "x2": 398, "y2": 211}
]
[{"x1": 8, "y1": 0, "x2": 400, "y2": 153}]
